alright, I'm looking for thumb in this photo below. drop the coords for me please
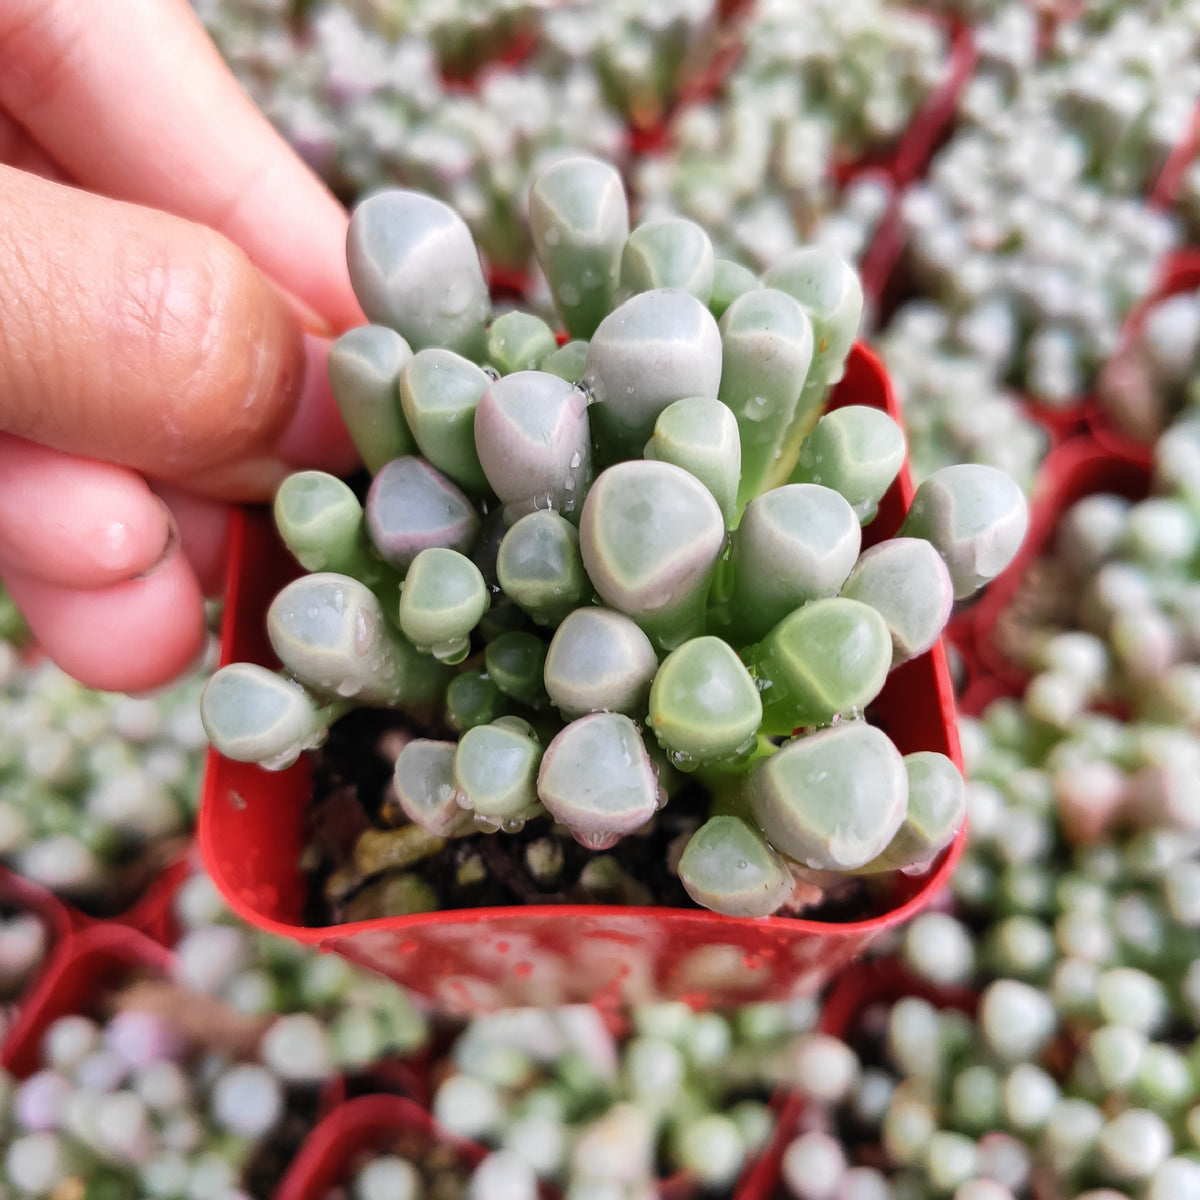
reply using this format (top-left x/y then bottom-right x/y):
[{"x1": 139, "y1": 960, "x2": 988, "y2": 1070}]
[{"x1": 0, "y1": 165, "x2": 359, "y2": 501}]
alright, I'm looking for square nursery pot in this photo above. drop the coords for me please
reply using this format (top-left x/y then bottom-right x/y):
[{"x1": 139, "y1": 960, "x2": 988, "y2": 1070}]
[
  {"x1": 275, "y1": 1093, "x2": 534, "y2": 1200},
  {"x1": 0, "y1": 867, "x2": 74, "y2": 1042},
  {"x1": 0, "y1": 923, "x2": 174, "y2": 1077},
  {"x1": 972, "y1": 435, "x2": 1150, "y2": 691},
  {"x1": 200, "y1": 343, "x2": 965, "y2": 1013},
  {"x1": 732, "y1": 958, "x2": 978, "y2": 1200}
]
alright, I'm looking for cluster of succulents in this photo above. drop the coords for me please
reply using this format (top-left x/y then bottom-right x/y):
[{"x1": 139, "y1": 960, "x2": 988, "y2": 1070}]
[
  {"x1": 889, "y1": 0, "x2": 1200, "y2": 417},
  {"x1": 759, "y1": 669, "x2": 1200, "y2": 1199},
  {"x1": 0, "y1": 970, "x2": 347, "y2": 1200},
  {"x1": 634, "y1": 0, "x2": 948, "y2": 269},
  {"x1": 1098, "y1": 281, "x2": 1200, "y2": 445},
  {"x1": 171, "y1": 868, "x2": 429, "y2": 1068},
  {"x1": 1040, "y1": 7, "x2": 1200, "y2": 198},
  {"x1": 990, "y1": 419, "x2": 1200, "y2": 735},
  {"x1": 877, "y1": 303, "x2": 1049, "y2": 492},
  {"x1": 426, "y1": 996, "x2": 813, "y2": 1196},
  {"x1": 196, "y1": 0, "x2": 733, "y2": 278},
  {"x1": 896, "y1": 123, "x2": 1180, "y2": 412},
  {"x1": 0, "y1": 626, "x2": 210, "y2": 915},
  {"x1": 201, "y1": 155, "x2": 1032, "y2": 922},
  {"x1": 0, "y1": 868, "x2": 432, "y2": 1200}
]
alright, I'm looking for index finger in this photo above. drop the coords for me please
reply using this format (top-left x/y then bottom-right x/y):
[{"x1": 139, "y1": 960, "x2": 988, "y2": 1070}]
[{"x1": 0, "y1": 0, "x2": 363, "y2": 332}]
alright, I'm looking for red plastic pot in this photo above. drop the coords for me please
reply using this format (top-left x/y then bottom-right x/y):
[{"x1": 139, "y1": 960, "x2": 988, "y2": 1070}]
[
  {"x1": 855, "y1": 20, "x2": 978, "y2": 307},
  {"x1": 0, "y1": 866, "x2": 73, "y2": 1036},
  {"x1": 273, "y1": 1093, "x2": 493, "y2": 1200},
  {"x1": 1149, "y1": 99, "x2": 1200, "y2": 213},
  {"x1": 1088, "y1": 248, "x2": 1200, "y2": 464},
  {"x1": 276, "y1": 1087, "x2": 796, "y2": 1200},
  {"x1": 971, "y1": 435, "x2": 1151, "y2": 690},
  {"x1": 735, "y1": 958, "x2": 978, "y2": 1200},
  {"x1": 0, "y1": 922, "x2": 173, "y2": 1076},
  {"x1": 201, "y1": 343, "x2": 965, "y2": 1013}
]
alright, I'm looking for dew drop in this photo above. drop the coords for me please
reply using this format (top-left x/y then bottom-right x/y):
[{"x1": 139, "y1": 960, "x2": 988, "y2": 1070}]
[
  {"x1": 559, "y1": 284, "x2": 580, "y2": 307},
  {"x1": 544, "y1": 227, "x2": 562, "y2": 247}
]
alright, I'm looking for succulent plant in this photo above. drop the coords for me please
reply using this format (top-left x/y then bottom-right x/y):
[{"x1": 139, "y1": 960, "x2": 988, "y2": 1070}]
[
  {"x1": 202, "y1": 154, "x2": 1028, "y2": 922},
  {"x1": 633, "y1": 0, "x2": 947, "y2": 268},
  {"x1": 1099, "y1": 283, "x2": 1200, "y2": 445},
  {"x1": 0, "y1": 621, "x2": 211, "y2": 913},
  {"x1": 0, "y1": 870, "x2": 429, "y2": 1200},
  {"x1": 417, "y1": 993, "x2": 812, "y2": 1197}
]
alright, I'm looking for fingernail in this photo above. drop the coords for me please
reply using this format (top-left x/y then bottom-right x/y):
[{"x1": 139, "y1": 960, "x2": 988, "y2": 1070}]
[
  {"x1": 131, "y1": 503, "x2": 181, "y2": 581},
  {"x1": 277, "y1": 334, "x2": 361, "y2": 475},
  {"x1": 270, "y1": 280, "x2": 335, "y2": 339}
]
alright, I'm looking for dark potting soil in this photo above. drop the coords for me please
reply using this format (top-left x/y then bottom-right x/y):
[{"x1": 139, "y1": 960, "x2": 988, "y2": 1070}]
[{"x1": 299, "y1": 707, "x2": 896, "y2": 928}]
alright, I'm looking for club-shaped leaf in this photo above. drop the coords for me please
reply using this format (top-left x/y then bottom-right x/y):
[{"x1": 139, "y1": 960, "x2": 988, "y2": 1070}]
[
  {"x1": 200, "y1": 664, "x2": 340, "y2": 771},
  {"x1": 727, "y1": 484, "x2": 861, "y2": 642},
  {"x1": 496, "y1": 511, "x2": 592, "y2": 627},
  {"x1": 474, "y1": 370, "x2": 593, "y2": 521},
  {"x1": 840, "y1": 539, "x2": 955, "y2": 666},
  {"x1": 643, "y1": 397, "x2": 741, "y2": 529},
  {"x1": 398, "y1": 348, "x2": 490, "y2": 492},
  {"x1": 445, "y1": 668, "x2": 513, "y2": 733},
  {"x1": 647, "y1": 636, "x2": 762, "y2": 768},
  {"x1": 861, "y1": 751, "x2": 966, "y2": 873},
  {"x1": 455, "y1": 717, "x2": 544, "y2": 827},
  {"x1": 529, "y1": 155, "x2": 630, "y2": 339},
  {"x1": 900, "y1": 464, "x2": 1030, "y2": 599},
  {"x1": 397, "y1": 547, "x2": 489, "y2": 664},
  {"x1": 486, "y1": 311, "x2": 559, "y2": 376},
  {"x1": 268, "y1": 572, "x2": 448, "y2": 710},
  {"x1": 543, "y1": 607, "x2": 659, "y2": 719},
  {"x1": 393, "y1": 739, "x2": 477, "y2": 838},
  {"x1": 745, "y1": 598, "x2": 893, "y2": 734},
  {"x1": 583, "y1": 289, "x2": 723, "y2": 459},
  {"x1": 717, "y1": 288, "x2": 815, "y2": 513},
  {"x1": 709, "y1": 258, "x2": 758, "y2": 320},
  {"x1": 677, "y1": 815, "x2": 794, "y2": 917},
  {"x1": 365, "y1": 456, "x2": 481, "y2": 572},
  {"x1": 789, "y1": 406, "x2": 906, "y2": 524},
  {"x1": 347, "y1": 189, "x2": 489, "y2": 357},
  {"x1": 541, "y1": 339, "x2": 591, "y2": 384},
  {"x1": 327, "y1": 324, "x2": 416, "y2": 473},
  {"x1": 579, "y1": 460, "x2": 726, "y2": 651},
  {"x1": 537, "y1": 711, "x2": 663, "y2": 849},
  {"x1": 762, "y1": 246, "x2": 863, "y2": 388},
  {"x1": 748, "y1": 723, "x2": 908, "y2": 870},
  {"x1": 274, "y1": 471, "x2": 388, "y2": 587},
  {"x1": 618, "y1": 217, "x2": 715, "y2": 304},
  {"x1": 485, "y1": 631, "x2": 550, "y2": 709}
]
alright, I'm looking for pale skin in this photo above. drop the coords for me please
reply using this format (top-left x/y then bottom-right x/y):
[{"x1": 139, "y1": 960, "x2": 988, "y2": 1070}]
[{"x1": 0, "y1": 0, "x2": 367, "y2": 693}]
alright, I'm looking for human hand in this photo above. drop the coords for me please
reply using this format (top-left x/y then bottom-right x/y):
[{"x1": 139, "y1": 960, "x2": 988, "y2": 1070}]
[{"x1": 0, "y1": 0, "x2": 365, "y2": 692}]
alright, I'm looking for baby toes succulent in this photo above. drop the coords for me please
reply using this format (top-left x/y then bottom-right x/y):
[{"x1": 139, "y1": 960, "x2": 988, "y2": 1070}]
[{"x1": 202, "y1": 154, "x2": 995, "y2": 922}]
